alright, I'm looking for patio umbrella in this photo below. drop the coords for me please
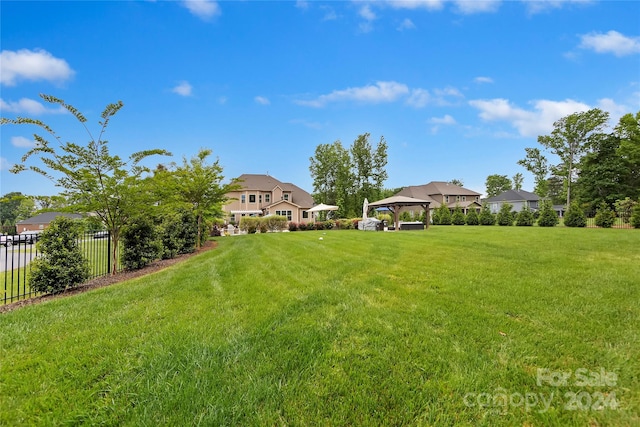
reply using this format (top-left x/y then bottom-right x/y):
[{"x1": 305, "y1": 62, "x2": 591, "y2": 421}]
[
  {"x1": 306, "y1": 203, "x2": 339, "y2": 213},
  {"x1": 362, "y1": 198, "x2": 369, "y2": 219}
]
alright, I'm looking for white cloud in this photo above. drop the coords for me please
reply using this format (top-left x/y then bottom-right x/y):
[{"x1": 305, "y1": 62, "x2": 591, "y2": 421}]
[
  {"x1": 11, "y1": 136, "x2": 36, "y2": 148},
  {"x1": 397, "y1": 18, "x2": 416, "y2": 31},
  {"x1": 359, "y1": 4, "x2": 376, "y2": 21},
  {"x1": 469, "y1": 98, "x2": 592, "y2": 136},
  {"x1": 454, "y1": 0, "x2": 501, "y2": 14},
  {"x1": 0, "y1": 157, "x2": 11, "y2": 171},
  {"x1": 172, "y1": 81, "x2": 193, "y2": 97},
  {"x1": 182, "y1": 0, "x2": 220, "y2": 20},
  {"x1": 255, "y1": 96, "x2": 270, "y2": 105},
  {"x1": 474, "y1": 76, "x2": 494, "y2": 84},
  {"x1": 406, "y1": 89, "x2": 432, "y2": 107},
  {"x1": 579, "y1": 30, "x2": 640, "y2": 57},
  {"x1": 295, "y1": 1, "x2": 310, "y2": 10},
  {"x1": 296, "y1": 81, "x2": 409, "y2": 107},
  {"x1": 0, "y1": 97, "x2": 66, "y2": 115},
  {"x1": 384, "y1": 0, "x2": 445, "y2": 11},
  {"x1": 320, "y1": 6, "x2": 338, "y2": 21},
  {"x1": 522, "y1": 0, "x2": 594, "y2": 14},
  {"x1": 0, "y1": 49, "x2": 74, "y2": 86},
  {"x1": 429, "y1": 114, "x2": 456, "y2": 125}
]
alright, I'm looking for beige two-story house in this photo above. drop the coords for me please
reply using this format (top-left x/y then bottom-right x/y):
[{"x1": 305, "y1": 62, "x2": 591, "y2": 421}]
[
  {"x1": 223, "y1": 174, "x2": 315, "y2": 224},
  {"x1": 395, "y1": 181, "x2": 482, "y2": 217}
]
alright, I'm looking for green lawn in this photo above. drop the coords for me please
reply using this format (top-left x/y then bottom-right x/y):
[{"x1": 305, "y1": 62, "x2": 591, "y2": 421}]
[{"x1": 1, "y1": 227, "x2": 638, "y2": 426}]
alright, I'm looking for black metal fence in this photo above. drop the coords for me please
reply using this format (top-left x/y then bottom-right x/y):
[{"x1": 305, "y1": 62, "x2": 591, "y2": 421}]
[{"x1": 1, "y1": 231, "x2": 119, "y2": 305}]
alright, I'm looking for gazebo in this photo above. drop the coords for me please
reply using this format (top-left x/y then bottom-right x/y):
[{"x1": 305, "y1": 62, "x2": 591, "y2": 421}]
[{"x1": 366, "y1": 196, "x2": 431, "y2": 231}]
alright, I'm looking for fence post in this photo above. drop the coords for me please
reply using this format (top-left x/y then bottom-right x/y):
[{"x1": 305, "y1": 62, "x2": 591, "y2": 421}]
[{"x1": 107, "y1": 232, "x2": 111, "y2": 276}]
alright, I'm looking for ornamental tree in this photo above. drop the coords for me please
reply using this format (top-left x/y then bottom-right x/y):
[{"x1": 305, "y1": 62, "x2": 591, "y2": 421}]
[{"x1": 1, "y1": 94, "x2": 171, "y2": 274}]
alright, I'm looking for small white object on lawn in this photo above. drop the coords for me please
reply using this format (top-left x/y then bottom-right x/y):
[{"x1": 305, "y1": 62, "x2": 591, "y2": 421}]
[{"x1": 319, "y1": 237, "x2": 323, "y2": 240}]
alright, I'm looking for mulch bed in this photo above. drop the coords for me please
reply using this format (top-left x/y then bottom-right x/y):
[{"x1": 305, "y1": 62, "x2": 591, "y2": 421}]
[{"x1": 0, "y1": 240, "x2": 217, "y2": 314}]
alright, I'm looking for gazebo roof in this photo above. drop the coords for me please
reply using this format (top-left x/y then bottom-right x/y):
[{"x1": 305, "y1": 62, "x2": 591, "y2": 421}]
[{"x1": 368, "y1": 195, "x2": 431, "y2": 208}]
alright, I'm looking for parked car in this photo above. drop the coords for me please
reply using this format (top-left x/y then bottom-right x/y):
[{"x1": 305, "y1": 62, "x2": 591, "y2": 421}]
[
  {"x1": 14, "y1": 230, "x2": 43, "y2": 244},
  {"x1": 0, "y1": 234, "x2": 13, "y2": 247}
]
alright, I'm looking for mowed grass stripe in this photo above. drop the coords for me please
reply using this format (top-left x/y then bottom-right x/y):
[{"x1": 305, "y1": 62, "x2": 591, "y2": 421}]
[{"x1": 0, "y1": 227, "x2": 638, "y2": 426}]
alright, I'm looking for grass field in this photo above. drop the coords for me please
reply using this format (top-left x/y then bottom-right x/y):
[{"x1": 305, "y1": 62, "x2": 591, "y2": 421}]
[{"x1": 1, "y1": 227, "x2": 638, "y2": 426}]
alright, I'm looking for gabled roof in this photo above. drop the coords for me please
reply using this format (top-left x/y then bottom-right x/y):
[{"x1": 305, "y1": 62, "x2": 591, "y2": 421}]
[
  {"x1": 17, "y1": 212, "x2": 82, "y2": 225},
  {"x1": 233, "y1": 174, "x2": 314, "y2": 208},
  {"x1": 396, "y1": 181, "x2": 481, "y2": 198},
  {"x1": 485, "y1": 190, "x2": 540, "y2": 203}
]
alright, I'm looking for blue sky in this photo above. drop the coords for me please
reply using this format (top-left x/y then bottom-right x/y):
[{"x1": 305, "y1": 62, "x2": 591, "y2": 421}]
[{"x1": 1, "y1": 0, "x2": 639, "y2": 198}]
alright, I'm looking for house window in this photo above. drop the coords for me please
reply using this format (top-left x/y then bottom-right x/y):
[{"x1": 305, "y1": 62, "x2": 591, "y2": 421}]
[
  {"x1": 249, "y1": 194, "x2": 256, "y2": 203},
  {"x1": 462, "y1": 196, "x2": 466, "y2": 202},
  {"x1": 445, "y1": 196, "x2": 449, "y2": 203},
  {"x1": 277, "y1": 210, "x2": 292, "y2": 220},
  {"x1": 259, "y1": 194, "x2": 262, "y2": 203},
  {"x1": 265, "y1": 194, "x2": 270, "y2": 203},
  {"x1": 241, "y1": 194, "x2": 246, "y2": 203},
  {"x1": 475, "y1": 196, "x2": 479, "y2": 202},
  {"x1": 456, "y1": 196, "x2": 460, "y2": 202},
  {"x1": 284, "y1": 193, "x2": 289, "y2": 201},
  {"x1": 302, "y1": 211, "x2": 308, "y2": 219}
]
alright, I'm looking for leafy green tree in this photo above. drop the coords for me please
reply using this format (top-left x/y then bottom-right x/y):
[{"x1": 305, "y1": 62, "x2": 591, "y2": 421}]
[
  {"x1": 351, "y1": 133, "x2": 388, "y2": 217},
  {"x1": 518, "y1": 147, "x2": 549, "y2": 197},
  {"x1": 512, "y1": 173, "x2": 524, "y2": 191},
  {"x1": 630, "y1": 201, "x2": 640, "y2": 229},
  {"x1": 537, "y1": 200, "x2": 559, "y2": 227},
  {"x1": 309, "y1": 141, "x2": 353, "y2": 216},
  {"x1": 2, "y1": 94, "x2": 171, "y2": 274},
  {"x1": 168, "y1": 149, "x2": 240, "y2": 248},
  {"x1": 497, "y1": 203, "x2": 514, "y2": 226},
  {"x1": 465, "y1": 209, "x2": 479, "y2": 225},
  {"x1": 614, "y1": 197, "x2": 636, "y2": 224},
  {"x1": 435, "y1": 203, "x2": 451, "y2": 225},
  {"x1": 576, "y1": 134, "x2": 627, "y2": 211},
  {"x1": 479, "y1": 204, "x2": 496, "y2": 225},
  {"x1": 0, "y1": 192, "x2": 22, "y2": 226},
  {"x1": 537, "y1": 108, "x2": 609, "y2": 207},
  {"x1": 615, "y1": 112, "x2": 640, "y2": 201},
  {"x1": 449, "y1": 179, "x2": 464, "y2": 187},
  {"x1": 564, "y1": 202, "x2": 587, "y2": 227},
  {"x1": 485, "y1": 174, "x2": 512, "y2": 198},
  {"x1": 516, "y1": 204, "x2": 535, "y2": 226},
  {"x1": 29, "y1": 217, "x2": 89, "y2": 294},
  {"x1": 451, "y1": 205, "x2": 466, "y2": 225},
  {"x1": 594, "y1": 202, "x2": 616, "y2": 228}
]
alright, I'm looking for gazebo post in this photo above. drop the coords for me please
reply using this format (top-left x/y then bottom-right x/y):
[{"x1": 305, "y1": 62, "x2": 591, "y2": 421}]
[
  {"x1": 393, "y1": 205, "x2": 400, "y2": 231},
  {"x1": 423, "y1": 204, "x2": 430, "y2": 229}
]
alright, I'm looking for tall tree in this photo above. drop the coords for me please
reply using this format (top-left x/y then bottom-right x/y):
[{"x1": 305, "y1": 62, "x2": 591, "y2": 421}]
[
  {"x1": 517, "y1": 147, "x2": 549, "y2": 197},
  {"x1": 485, "y1": 174, "x2": 512, "y2": 198},
  {"x1": 512, "y1": 173, "x2": 524, "y2": 191},
  {"x1": 309, "y1": 141, "x2": 352, "y2": 216},
  {"x1": 615, "y1": 111, "x2": 640, "y2": 200},
  {"x1": 1, "y1": 94, "x2": 171, "y2": 274},
  {"x1": 169, "y1": 149, "x2": 241, "y2": 248},
  {"x1": 351, "y1": 133, "x2": 388, "y2": 214},
  {"x1": 537, "y1": 108, "x2": 609, "y2": 207},
  {"x1": 0, "y1": 192, "x2": 27, "y2": 226},
  {"x1": 449, "y1": 179, "x2": 464, "y2": 187}
]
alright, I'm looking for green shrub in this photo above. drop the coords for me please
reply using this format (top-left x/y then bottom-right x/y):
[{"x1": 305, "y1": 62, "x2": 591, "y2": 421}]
[
  {"x1": 121, "y1": 217, "x2": 160, "y2": 270},
  {"x1": 479, "y1": 204, "x2": 496, "y2": 226},
  {"x1": 497, "y1": 203, "x2": 514, "y2": 226},
  {"x1": 298, "y1": 222, "x2": 308, "y2": 231},
  {"x1": 537, "y1": 200, "x2": 559, "y2": 227},
  {"x1": 28, "y1": 217, "x2": 90, "y2": 294},
  {"x1": 465, "y1": 209, "x2": 479, "y2": 225},
  {"x1": 288, "y1": 222, "x2": 298, "y2": 231},
  {"x1": 630, "y1": 201, "x2": 640, "y2": 229},
  {"x1": 564, "y1": 202, "x2": 587, "y2": 227},
  {"x1": 434, "y1": 203, "x2": 451, "y2": 225},
  {"x1": 264, "y1": 215, "x2": 288, "y2": 232},
  {"x1": 324, "y1": 220, "x2": 335, "y2": 230},
  {"x1": 614, "y1": 197, "x2": 636, "y2": 224},
  {"x1": 594, "y1": 203, "x2": 616, "y2": 228},
  {"x1": 239, "y1": 216, "x2": 259, "y2": 233},
  {"x1": 516, "y1": 205, "x2": 535, "y2": 226},
  {"x1": 451, "y1": 206, "x2": 466, "y2": 225}
]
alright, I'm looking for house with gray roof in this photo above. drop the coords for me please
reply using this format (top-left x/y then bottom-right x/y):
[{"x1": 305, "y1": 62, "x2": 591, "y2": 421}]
[
  {"x1": 394, "y1": 181, "x2": 482, "y2": 216},
  {"x1": 16, "y1": 212, "x2": 83, "y2": 233},
  {"x1": 222, "y1": 174, "x2": 314, "y2": 224},
  {"x1": 485, "y1": 190, "x2": 540, "y2": 214}
]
